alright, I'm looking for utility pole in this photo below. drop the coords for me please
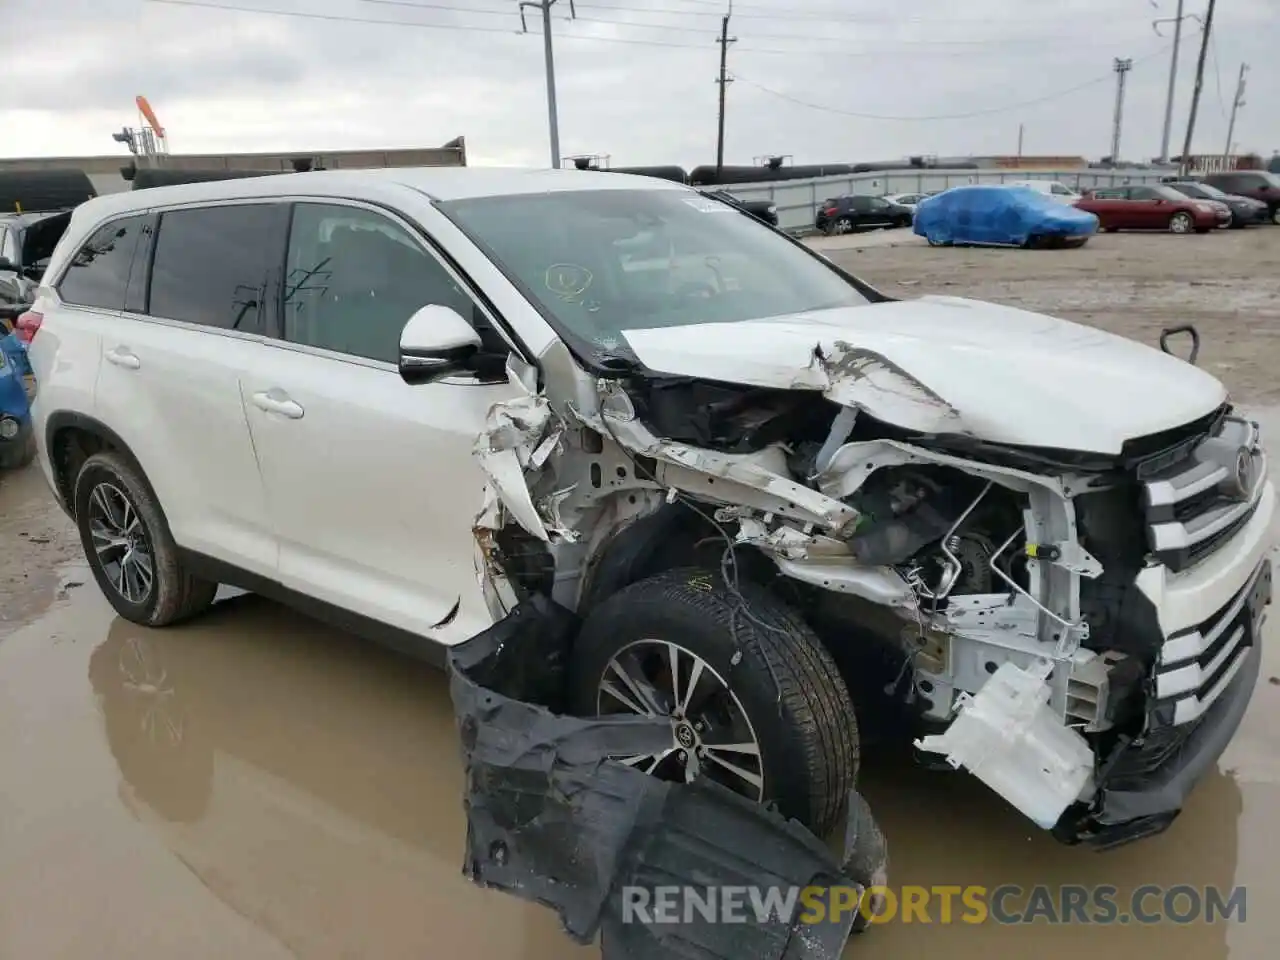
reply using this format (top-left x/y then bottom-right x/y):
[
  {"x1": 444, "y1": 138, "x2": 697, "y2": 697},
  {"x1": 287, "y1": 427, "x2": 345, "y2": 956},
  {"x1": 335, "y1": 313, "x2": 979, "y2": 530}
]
[
  {"x1": 519, "y1": 0, "x2": 576, "y2": 168},
  {"x1": 1178, "y1": 0, "x2": 1216, "y2": 176},
  {"x1": 715, "y1": 2, "x2": 736, "y2": 178},
  {"x1": 1017, "y1": 123, "x2": 1024, "y2": 158},
  {"x1": 1154, "y1": 0, "x2": 1186, "y2": 163},
  {"x1": 1111, "y1": 58, "x2": 1133, "y2": 163},
  {"x1": 1224, "y1": 63, "x2": 1248, "y2": 159}
]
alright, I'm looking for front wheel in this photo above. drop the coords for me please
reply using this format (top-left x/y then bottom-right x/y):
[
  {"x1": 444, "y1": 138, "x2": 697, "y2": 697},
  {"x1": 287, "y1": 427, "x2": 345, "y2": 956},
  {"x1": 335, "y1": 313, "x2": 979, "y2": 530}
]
[
  {"x1": 569, "y1": 568, "x2": 859, "y2": 836},
  {"x1": 1270, "y1": 206, "x2": 1280, "y2": 226},
  {"x1": 73, "y1": 451, "x2": 218, "y2": 626},
  {"x1": 1169, "y1": 211, "x2": 1195, "y2": 234}
]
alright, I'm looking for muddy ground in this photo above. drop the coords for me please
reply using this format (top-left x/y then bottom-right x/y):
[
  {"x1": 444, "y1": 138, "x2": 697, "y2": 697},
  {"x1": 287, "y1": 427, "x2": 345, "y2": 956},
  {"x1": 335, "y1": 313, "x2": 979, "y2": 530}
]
[{"x1": 2, "y1": 230, "x2": 1279, "y2": 958}]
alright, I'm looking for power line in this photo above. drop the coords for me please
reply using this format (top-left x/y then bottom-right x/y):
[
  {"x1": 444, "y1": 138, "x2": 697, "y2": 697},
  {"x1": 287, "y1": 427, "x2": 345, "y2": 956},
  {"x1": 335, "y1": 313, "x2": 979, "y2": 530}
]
[
  {"x1": 576, "y1": 0, "x2": 1159, "y2": 26},
  {"x1": 732, "y1": 43, "x2": 1178, "y2": 122},
  {"x1": 148, "y1": 1, "x2": 1144, "y2": 59}
]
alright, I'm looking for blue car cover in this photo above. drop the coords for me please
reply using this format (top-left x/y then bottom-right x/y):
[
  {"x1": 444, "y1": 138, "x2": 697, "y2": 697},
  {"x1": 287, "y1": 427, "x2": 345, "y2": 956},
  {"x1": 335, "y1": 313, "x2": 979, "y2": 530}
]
[{"x1": 913, "y1": 185, "x2": 1098, "y2": 247}]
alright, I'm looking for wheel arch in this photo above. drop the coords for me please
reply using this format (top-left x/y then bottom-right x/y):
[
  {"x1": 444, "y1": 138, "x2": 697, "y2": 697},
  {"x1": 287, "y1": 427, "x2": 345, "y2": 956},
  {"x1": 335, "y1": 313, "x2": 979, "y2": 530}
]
[
  {"x1": 44, "y1": 411, "x2": 156, "y2": 521},
  {"x1": 577, "y1": 503, "x2": 775, "y2": 614}
]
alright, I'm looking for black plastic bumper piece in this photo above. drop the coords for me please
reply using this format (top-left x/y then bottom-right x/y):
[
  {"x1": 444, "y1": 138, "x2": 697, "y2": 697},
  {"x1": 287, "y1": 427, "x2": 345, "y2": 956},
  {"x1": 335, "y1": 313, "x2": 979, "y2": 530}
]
[
  {"x1": 0, "y1": 418, "x2": 33, "y2": 470},
  {"x1": 448, "y1": 594, "x2": 888, "y2": 960},
  {"x1": 1058, "y1": 560, "x2": 1270, "y2": 850}
]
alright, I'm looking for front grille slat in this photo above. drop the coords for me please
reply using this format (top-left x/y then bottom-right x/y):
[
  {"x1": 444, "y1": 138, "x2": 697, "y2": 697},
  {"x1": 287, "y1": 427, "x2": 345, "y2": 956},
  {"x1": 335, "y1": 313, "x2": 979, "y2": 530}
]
[
  {"x1": 1140, "y1": 415, "x2": 1266, "y2": 574},
  {"x1": 1150, "y1": 559, "x2": 1270, "y2": 728}
]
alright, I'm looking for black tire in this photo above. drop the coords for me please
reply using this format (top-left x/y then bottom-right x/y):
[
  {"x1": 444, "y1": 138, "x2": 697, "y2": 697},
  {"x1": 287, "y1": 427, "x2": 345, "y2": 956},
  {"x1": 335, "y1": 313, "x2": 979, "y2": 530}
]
[
  {"x1": 73, "y1": 450, "x2": 218, "y2": 627},
  {"x1": 1169, "y1": 211, "x2": 1195, "y2": 234},
  {"x1": 569, "y1": 567, "x2": 859, "y2": 836}
]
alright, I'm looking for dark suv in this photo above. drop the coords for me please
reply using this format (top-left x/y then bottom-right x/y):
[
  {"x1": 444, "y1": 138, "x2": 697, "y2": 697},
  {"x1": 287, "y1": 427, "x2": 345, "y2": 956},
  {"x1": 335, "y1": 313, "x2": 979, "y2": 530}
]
[
  {"x1": 0, "y1": 210, "x2": 73, "y2": 327},
  {"x1": 815, "y1": 195, "x2": 913, "y2": 234},
  {"x1": 1198, "y1": 171, "x2": 1280, "y2": 224}
]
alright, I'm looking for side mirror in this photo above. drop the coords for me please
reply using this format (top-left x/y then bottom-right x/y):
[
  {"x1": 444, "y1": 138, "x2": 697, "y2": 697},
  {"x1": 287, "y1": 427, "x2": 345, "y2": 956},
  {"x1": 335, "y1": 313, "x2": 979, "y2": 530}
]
[
  {"x1": 0, "y1": 258, "x2": 18, "y2": 273},
  {"x1": 399, "y1": 304, "x2": 483, "y2": 385}
]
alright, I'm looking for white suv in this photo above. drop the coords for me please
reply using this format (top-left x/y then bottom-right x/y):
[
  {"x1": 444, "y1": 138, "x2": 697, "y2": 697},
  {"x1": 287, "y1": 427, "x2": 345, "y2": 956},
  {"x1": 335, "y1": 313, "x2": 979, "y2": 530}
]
[{"x1": 25, "y1": 167, "x2": 1273, "y2": 845}]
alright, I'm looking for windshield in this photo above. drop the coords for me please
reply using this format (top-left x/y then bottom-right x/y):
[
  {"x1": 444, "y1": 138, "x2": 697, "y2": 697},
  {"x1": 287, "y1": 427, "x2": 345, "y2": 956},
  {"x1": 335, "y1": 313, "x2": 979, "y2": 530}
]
[
  {"x1": 1153, "y1": 185, "x2": 1198, "y2": 201},
  {"x1": 1177, "y1": 182, "x2": 1224, "y2": 199},
  {"x1": 1262, "y1": 172, "x2": 1280, "y2": 188},
  {"x1": 439, "y1": 188, "x2": 869, "y2": 361}
]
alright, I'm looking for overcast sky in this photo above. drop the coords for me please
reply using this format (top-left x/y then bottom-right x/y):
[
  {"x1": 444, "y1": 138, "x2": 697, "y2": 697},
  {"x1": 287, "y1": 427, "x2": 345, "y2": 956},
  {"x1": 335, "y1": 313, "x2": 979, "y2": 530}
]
[{"x1": 3, "y1": 0, "x2": 1278, "y2": 167}]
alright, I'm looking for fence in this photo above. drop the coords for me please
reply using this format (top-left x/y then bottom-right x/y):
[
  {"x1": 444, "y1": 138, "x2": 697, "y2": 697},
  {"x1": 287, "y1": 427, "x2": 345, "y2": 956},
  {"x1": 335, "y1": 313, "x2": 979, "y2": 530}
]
[{"x1": 701, "y1": 166, "x2": 1171, "y2": 234}]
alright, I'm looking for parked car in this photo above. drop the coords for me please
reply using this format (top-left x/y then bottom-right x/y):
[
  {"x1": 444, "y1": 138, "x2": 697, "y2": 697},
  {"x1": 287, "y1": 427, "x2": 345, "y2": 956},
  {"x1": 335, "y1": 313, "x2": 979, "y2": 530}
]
[
  {"x1": 702, "y1": 189, "x2": 779, "y2": 226},
  {"x1": 25, "y1": 168, "x2": 1274, "y2": 850},
  {"x1": 1, "y1": 210, "x2": 73, "y2": 327},
  {"x1": 0, "y1": 328, "x2": 35, "y2": 470},
  {"x1": 815, "y1": 194, "x2": 913, "y2": 234},
  {"x1": 912, "y1": 184, "x2": 1098, "y2": 248},
  {"x1": 883, "y1": 192, "x2": 928, "y2": 212},
  {"x1": 1076, "y1": 184, "x2": 1222, "y2": 233},
  {"x1": 1163, "y1": 180, "x2": 1268, "y2": 228},
  {"x1": 1196, "y1": 170, "x2": 1280, "y2": 224},
  {"x1": 1005, "y1": 179, "x2": 1083, "y2": 204}
]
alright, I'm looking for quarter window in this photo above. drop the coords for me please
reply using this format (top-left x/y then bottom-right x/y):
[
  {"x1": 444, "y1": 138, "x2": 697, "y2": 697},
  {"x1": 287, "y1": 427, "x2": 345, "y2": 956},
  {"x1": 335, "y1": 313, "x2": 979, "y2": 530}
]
[
  {"x1": 147, "y1": 203, "x2": 285, "y2": 335},
  {"x1": 282, "y1": 202, "x2": 477, "y2": 364},
  {"x1": 57, "y1": 215, "x2": 147, "y2": 311}
]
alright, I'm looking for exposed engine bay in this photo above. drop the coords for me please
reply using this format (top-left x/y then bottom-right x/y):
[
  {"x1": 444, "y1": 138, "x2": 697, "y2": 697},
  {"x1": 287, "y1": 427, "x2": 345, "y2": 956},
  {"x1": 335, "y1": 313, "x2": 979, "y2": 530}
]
[{"x1": 473, "y1": 345, "x2": 1272, "y2": 842}]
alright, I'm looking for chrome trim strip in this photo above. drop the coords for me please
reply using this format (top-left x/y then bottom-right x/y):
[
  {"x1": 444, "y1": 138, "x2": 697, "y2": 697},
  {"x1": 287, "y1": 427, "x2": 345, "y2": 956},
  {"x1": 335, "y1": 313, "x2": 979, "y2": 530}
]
[
  {"x1": 1160, "y1": 560, "x2": 1267, "y2": 664},
  {"x1": 1170, "y1": 643, "x2": 1250, "y2": 726},
  {"x1": 1156, "y1": 625, "x2": 1246, "y2": 698}
]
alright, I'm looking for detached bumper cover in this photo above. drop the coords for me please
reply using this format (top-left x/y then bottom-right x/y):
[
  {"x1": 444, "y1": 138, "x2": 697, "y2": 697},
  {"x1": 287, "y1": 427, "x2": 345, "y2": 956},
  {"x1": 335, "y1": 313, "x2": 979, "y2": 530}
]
[{"x1": 447, "y1": 595, "x2": 888, "y2": 959}]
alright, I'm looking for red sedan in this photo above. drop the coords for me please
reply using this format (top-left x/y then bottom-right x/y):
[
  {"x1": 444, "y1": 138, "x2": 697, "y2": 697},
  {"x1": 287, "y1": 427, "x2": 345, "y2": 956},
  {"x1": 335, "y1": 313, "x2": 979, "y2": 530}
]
[{"x1": 1075, "y1": 184, "x2": 1220, "y2": 234}]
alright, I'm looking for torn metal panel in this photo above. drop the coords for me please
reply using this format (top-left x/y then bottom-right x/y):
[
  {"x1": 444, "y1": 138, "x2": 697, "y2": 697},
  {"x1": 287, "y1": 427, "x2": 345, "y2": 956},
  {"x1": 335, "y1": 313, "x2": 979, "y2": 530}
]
[
  {"x1": 448, "y1": 595, "x2": 889, "y2": 959},
  {"x1": 592, "y1": 389, "x2": 861, "y2": 535}
]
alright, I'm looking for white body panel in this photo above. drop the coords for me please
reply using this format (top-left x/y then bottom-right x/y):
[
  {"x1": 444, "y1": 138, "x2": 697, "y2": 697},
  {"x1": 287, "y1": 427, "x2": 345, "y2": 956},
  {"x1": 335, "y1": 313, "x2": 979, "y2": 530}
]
[
  {"x1": 93, "y1": 315, "x2": 278, "y2": 576},
  {"x1": 620, "y1": 296, "x2": 1227, "y2": 454},
  {"x1": 242, "y1": 342, "x2": 519, "y2": 644}
]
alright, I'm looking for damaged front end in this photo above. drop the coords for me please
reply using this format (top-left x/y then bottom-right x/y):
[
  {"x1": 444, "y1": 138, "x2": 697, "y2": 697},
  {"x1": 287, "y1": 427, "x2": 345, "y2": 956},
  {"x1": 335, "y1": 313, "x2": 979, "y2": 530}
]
[
  {"x1": 469, "y1": 324, "x2": 1274, "y2": 853},
  {"x1": 448, "y1": 594, "x2": 888, "y2": 959}
]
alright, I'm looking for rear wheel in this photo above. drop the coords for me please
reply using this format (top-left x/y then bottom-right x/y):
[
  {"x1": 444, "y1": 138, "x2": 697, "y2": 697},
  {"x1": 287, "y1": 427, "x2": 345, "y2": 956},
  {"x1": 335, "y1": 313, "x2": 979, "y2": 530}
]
[
  {"x1": 73, "y1": 451, "x2": 218, "y2": 627},
  {"x1": 1270, "y1": 205, "x2": 1280, "y2": 226},
  {"x1": 569, "y1": 568, "x2": 859, "y2": 836},
  {"x1": 1169, "y1": 211, "x2": 1194, "y2": 234}
]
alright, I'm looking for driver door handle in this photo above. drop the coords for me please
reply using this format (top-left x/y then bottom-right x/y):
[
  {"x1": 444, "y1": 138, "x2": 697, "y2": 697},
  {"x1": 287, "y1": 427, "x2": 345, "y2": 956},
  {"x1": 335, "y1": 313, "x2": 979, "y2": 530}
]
[
  {"x1": 251, "y1": 389, "x2": 305, "y2": 420},
  {"x1": 105, "y1": 346, "x2": 140, "y2": 370}
]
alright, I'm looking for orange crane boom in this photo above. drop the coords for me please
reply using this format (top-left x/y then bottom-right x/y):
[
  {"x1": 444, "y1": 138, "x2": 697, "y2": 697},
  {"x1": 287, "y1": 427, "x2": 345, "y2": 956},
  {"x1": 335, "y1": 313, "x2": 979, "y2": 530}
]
[{"x1": 135, "y1": 96, "x2": 164, "y2": 138}]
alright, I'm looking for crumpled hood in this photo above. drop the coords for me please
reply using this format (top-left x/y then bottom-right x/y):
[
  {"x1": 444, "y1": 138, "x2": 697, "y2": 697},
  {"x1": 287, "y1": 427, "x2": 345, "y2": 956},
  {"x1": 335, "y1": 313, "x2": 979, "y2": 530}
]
[{"x1": 620, "y1": 296, "x2": 1228, "y2": 455}]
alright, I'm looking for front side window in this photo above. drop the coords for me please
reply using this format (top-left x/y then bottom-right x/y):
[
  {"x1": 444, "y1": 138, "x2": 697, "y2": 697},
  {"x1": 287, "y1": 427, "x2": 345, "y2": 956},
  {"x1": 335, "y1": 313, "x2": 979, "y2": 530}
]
[
  {"x1": 440, "y1": 188, "x2": 870, "y2": 361},
  {"x1": 282, "y1": 203, "x2": 479, "y2": 364},
  {"x1": 1050, "y1": 183, "x2": 1074, "y2": 195},
  {"x1": 148, "y1": 203, "x2": 285, "y2": 335},
  {"x1": 867, "y1": 197, "x2": 890, "y2": 210},
  {"x1": 57, "y1": 214, "x2": 147, "y2": 311}
]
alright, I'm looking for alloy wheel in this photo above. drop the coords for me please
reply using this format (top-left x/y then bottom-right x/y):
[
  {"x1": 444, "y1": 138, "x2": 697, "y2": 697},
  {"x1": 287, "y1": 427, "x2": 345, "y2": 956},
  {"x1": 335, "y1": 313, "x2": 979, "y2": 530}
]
[
  {"x1": 87, "y1": 482, "x2": 155, "y2": 605},
  {"x1": 1170, "y1": 212, "x2": 1193, "y2": 234},
  {"x1": 596, "y1": 639, "x2": 765, "y2": 801}
]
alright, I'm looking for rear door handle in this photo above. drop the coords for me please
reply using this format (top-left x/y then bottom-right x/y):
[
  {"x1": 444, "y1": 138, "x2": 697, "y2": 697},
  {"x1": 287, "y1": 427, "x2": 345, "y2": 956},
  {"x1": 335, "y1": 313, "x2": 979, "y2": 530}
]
[
  {"x1": 251, "y1": 388, "x2": 304, "y2": 419},
  {"x1": 105, "y1": 347, "x2": 140, "y2": 370}
]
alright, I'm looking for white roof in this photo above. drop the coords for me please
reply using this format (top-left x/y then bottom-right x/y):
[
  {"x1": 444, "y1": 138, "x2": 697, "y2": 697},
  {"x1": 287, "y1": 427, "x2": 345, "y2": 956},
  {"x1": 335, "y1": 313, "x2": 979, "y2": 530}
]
[{"x1": 69, "y1": 166, "x2": 689, "y2": 224}]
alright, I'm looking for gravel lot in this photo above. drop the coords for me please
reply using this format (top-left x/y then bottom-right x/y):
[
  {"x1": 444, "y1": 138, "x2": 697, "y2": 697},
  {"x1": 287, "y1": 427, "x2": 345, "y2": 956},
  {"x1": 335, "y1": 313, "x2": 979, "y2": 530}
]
[{"x1": 821, "y1": 227, "x2": 1280, "y2": 405}]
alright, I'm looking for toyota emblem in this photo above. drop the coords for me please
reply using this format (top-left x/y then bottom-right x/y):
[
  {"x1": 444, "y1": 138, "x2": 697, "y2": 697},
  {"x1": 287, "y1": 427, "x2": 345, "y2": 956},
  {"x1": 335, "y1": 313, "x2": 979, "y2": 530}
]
[{"x1": 1228, "y1": 448, "x2": 1254, "y2": 501}]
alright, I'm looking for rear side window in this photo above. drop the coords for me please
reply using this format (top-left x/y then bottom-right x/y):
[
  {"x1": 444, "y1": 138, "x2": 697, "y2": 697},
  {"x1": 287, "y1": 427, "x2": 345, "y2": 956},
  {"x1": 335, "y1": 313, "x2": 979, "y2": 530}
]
[
  {"x1": 147, "y1": 203, "x2": 287, "y2": 335},
  {"x1": 57, "y1": 214, "x2": 147, "y2": 310}
]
